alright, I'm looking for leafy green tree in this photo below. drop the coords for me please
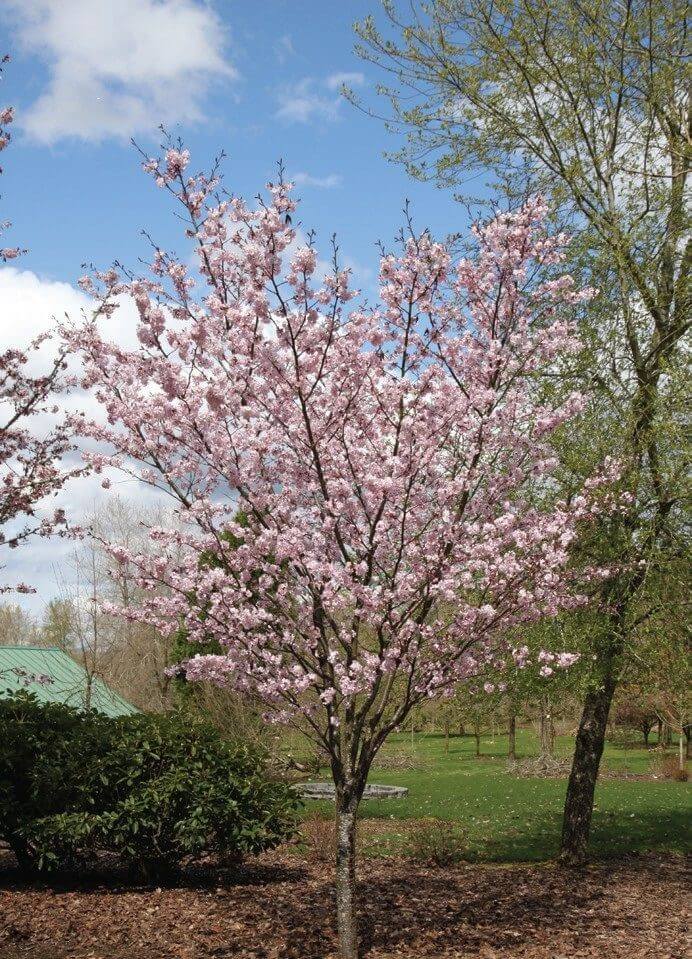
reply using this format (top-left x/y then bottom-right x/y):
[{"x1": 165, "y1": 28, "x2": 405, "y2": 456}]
[
  {"x1": 355, "y1": 0, "x2": 690, "y2": 864},
  {"x1": 40, "y1": 598, "x2": 75, "y2": 651},
  {"x1": 612, "y1": 693, "x2": 659, "y2": 747},
  {"x1": 626, "y1": 558, "x2": 691, "y2": 770}
]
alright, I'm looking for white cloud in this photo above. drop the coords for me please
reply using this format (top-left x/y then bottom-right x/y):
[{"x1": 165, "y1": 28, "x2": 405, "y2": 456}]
[
  {"x1": 325, "y1": 71, "x2": 365, "y2": 91},
  {"x1": 275, "y1": 78, "x2": 339, "y2": 124},
  {"x1": 0, "y1": 267, "x2": 87, "y2": 352},
  {"x1": 275, "y1": 72, "x2": 365, "y2": 125},
  {"x1": 0, "y1": 266, "x2": 143, "y2": 365},
  {"x1": 1, "y1": 0, "x2": 236, "y2": 144},
  {"x1": 292, "y1": 171, "x2": 343, "y2": 189},
  {"x1": 274, "y1": 34, "x2": 295, "y2": 65},
  {"x1": 0, "y1": 266, "x2": 169, "y2": 609}
]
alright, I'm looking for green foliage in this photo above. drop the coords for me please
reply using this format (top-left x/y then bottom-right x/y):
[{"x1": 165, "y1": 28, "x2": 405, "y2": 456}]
[
  {"x1": 0, "y1": 692, "x2": 111, "y2": 867},
  {"x1": 0, "y1": 694, "x2": 300, "y2": 877},
  {"x1": 91, "y1": 714, "x2": 299, "y2": 878}
]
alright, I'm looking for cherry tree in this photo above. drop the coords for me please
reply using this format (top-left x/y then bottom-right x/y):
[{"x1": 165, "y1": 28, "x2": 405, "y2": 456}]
[
  {"x1": 0, "y1": 60, "x2": 74, "y2": 592},
  {"x1": 67, "y1": 144, "x2": 616, "y2": 958}
]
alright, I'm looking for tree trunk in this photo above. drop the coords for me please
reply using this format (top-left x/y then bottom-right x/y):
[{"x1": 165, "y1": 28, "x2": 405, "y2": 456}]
[
  {"x1": 335, "y1": 794, "x2": 360, "y2": 959},
  {"x1": 657, "y1": 717, "x2": 663, "y2": 746},
  {"x1": 643, "y1": 728, "x2": 649, "y2": 748},
  {"x1": 679, "y1": 731, "x2": 686, "y2": 775},
  {"x1": 539, "y1": 697, "x2": 554, "y2": 761},
  {"x1": 474, "y1": 729, "x2": 481, "y2": 757},
  {"x1": 508, "y1": 711, "x2": 516, "y2": 762},
  {"x1": 560, "y1": 601, "x2": 630, "y2": 868},
  {"x1": 560, "y1": 678, "x2": 616, "y2": 865},
  {"x1": 8, "y1": 832, "x2": 34, "y2": 875},
  {"x1": 444, "y1": 718, "x2": 450, "y2": 754}
]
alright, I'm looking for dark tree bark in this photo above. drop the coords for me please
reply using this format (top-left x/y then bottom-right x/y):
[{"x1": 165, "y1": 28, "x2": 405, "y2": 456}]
[
  {"x1": 560, "y1": 616, "x2": 625, "y2": 865},
  {"x1": 560, "y1": 678, "x2": 617, "y2": 864}
]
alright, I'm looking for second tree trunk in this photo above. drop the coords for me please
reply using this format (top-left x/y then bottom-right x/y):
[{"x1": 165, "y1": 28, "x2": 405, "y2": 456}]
[{"x1": 335, "y1": 796, "x2": 359, "y2": 959}]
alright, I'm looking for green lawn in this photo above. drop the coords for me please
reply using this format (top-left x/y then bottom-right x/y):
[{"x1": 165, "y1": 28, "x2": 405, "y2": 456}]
[{"x1": 300, "y1": 730, "x2": 690, "y2": 862}]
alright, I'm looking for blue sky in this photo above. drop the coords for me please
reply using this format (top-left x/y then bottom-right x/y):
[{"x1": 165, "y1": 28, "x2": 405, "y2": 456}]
[
  {"x1": 0, "y1": 0, "x2": 476, "y2": 614},
  {"x1": 1, "y1": 0, "x2": 469, "y2": 291}
]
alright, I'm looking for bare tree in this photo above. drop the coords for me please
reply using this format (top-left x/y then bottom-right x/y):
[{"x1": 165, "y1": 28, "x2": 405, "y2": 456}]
[{"x1": 50, "y1": 497, "x2": 177, "y2": 711}]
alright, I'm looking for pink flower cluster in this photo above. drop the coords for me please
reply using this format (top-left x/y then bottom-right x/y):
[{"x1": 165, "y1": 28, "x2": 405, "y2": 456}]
[{"x1": 537, "y1": 649, "x2": 581, "y2": 678}]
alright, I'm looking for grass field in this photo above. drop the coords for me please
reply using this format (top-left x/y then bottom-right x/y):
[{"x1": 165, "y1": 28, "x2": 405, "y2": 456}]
[{"x1": 299, "y1": 729, "x2": 690, "y2": 862}]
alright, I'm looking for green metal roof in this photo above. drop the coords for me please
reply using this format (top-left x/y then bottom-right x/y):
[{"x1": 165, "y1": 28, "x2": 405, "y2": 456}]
[{"x1": 0, "y1": 646, "x2": 139, "y2": 717}]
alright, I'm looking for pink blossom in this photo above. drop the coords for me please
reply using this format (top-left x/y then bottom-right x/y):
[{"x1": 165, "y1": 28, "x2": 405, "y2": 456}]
[{"x1": 65, "y1": 165, "x2": 604, "y2": 730}]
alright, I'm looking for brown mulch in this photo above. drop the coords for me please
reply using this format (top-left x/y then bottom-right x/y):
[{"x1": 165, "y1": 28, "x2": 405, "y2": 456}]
[{"x1": 0, "y1": 850, "x2": 688, "y2": 959}]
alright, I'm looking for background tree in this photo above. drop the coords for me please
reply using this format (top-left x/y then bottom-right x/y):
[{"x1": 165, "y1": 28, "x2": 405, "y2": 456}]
[
  {"x1": 439, "y1": 684, "x2": 501, "y2": 757},
  {"x1": 66, "y1": 143, "x2": 612, "y2": 959},
  {"x1": 0, "y1": 602, "x2": 39, "y2": 646},
  {"x1": 354, "y1": 0, "x2": 690, "y2": 865},
  {"x1": 90, "y1": 498, "x2": 177, "y2": 711},
  {"x1": 627, "y1": 557, "x2": 690, "y2": 770},
  {"x1": 30, "y1": 499, "x2": 178, "y2": 711},
  {"x1": 40, "y1": 598, "x2": 75, "y2": 651},
  {"x1": 612, "y1": 694, "x2": 659, "y2": 748}
]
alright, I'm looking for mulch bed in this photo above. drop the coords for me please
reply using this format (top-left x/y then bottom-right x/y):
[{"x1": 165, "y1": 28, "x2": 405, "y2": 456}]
[{"x1": 0, "y1": 849, "x2": 688, "y2": 958}]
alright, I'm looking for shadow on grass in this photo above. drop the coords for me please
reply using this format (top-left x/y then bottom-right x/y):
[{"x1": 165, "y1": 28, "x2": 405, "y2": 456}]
[{"x1": 355, "y1": 806, "x2": 691, "y2": 864}]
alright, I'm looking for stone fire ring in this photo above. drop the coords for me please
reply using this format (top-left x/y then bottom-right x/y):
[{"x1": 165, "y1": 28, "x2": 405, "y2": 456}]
[{"x1": 298, "y1": 782, "x2": 408, "y2": 801}]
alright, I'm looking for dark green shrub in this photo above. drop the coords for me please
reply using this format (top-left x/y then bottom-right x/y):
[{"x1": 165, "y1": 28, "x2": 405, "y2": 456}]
[
  {"x1": 0, "y1": 695, "x2": 300, "y2": 877},
  {"x1": 89, "y1": 714, "x2": 300, "y2": 879},
  {"x1": 22, "y1": 812, "x2": 98, "y2": 872},
  {"x1": 0, "y1": 692, "x2": 111, "y2": 869}
]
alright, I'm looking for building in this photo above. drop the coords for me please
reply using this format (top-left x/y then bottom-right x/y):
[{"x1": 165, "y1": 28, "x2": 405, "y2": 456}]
[{"x1": 0, "y1": 646, "x2": 139, "y2": 717}]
